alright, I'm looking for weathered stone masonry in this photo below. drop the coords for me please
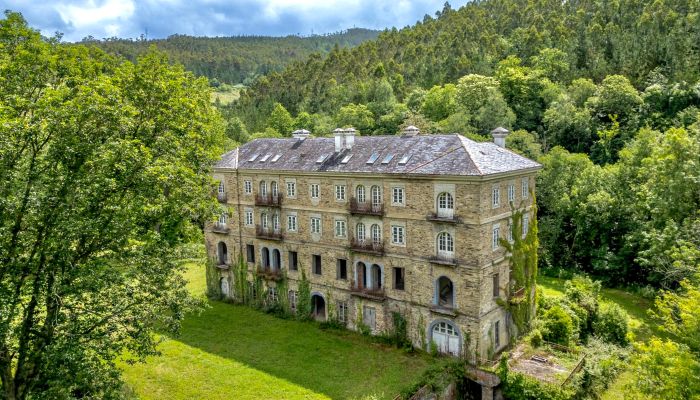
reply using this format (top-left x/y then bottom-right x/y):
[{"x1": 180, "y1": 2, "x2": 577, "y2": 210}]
[{"x1": 205, "y1": 126, "x2": 541, "y2": 359}]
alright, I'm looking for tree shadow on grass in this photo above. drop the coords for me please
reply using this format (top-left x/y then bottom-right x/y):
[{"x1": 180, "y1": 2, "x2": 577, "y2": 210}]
[{"x1": 169, "y1": 300, "x2": 431, "y2": 400}]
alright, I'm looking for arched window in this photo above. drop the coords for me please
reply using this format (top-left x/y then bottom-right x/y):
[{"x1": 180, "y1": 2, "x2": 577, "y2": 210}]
[
  {"x1": 271, "y1": 181, "x2": 278, "y2": 197},
  {"x1": 272, "y1": 249, "x2": 281, "y2": 270},
  {"x1": 437, "y1": 232, "x2": 454, "y2": 254},
  {"x1": 371, "y1": 264, "x2": 382, "y2": 290},
  {"x1": 437, "y1": 192, "x2": 454, "y2": 218},
  {"x1": 261, "y1": 247, "x2": 270, "y2": 268},
  {"x1": 217, "y1": 241, "x2": 228, "y2": 265},
  {"x1": 356, "y1": 223, "x2": 366, "y2": 242},
  {"x1": 261, "y1": 212, "x2": 268, "y2": 229},
  {"x1": 356, "y1": 185, "x2": 366, "y2": 203},
  {"x1": 272, "y1": 213, "x2": 280, "y2": 231},
  {"x1": 436, "y1": 276, "x2": 454, "y2": 308},
  {"x1": 431, "y1": 321, "x2": 460, "y2": 356},
  {"x1": 218, "y1": 211, "x2": 227, "y2": 225},
  {"x1": 371, "y1": 224, "x2": 381, "y2": 244},
  {"x1": 260, "y1": 181, "x2": 267, "y2": 196},
  {"x1": 371, "y1": 185, "x2": 381, "y2": 206},
  {"x1": 356, "y1": 262, "x2": 367, "y2": 289}
]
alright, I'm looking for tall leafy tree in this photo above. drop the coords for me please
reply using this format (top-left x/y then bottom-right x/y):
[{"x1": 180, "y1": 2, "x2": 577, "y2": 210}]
[{"x1": 0, "y1": 13, "x2": 224, "y2": 399}]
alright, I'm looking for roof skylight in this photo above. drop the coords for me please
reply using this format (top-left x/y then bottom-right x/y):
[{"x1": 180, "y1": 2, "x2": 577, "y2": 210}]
[
  {"x1": 366, "y1": 153, "x2": 379, "y2": 164},
  {"x1": 260, "y1": 154, "x2": 272, "y2": 162},
  {"x1": 381, "y1": 154, "x2": 394, "y2": 164},
  {"x1": 341, "y1": 154, "x2": 353, "y2": 164},
  {"x1": 316, "y1": 154, "x2": 328, "y2": 163},
  {"x1": 398, "y1": 155, "x2": 411, "y2": 165},
  {"x1": 271, "y1": 154, "x2": 281, "y2": 162},
  {"x1": 248, "y1": 153, "x2": 259, "y2": 162}
]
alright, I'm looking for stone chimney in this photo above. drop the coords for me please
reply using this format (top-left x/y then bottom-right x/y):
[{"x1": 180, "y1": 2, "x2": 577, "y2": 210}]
[
  {"x1": 403, "y1": 125, "x2": 420, "y2": 137},
  {"x1": 491, "y1": 127, "x2": 509, "y2": 148},
  {"x1": 334, "y1": 128, "x2": 356, "y2": 152},
  {"x1": 292, "y1": 129, "x2": 311, "y2": 140}
]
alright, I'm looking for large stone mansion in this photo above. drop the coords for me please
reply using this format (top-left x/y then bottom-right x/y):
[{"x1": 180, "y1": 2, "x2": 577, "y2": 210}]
[{"x1": 204, "y1": 126, "x2": 540, "y2": 358}]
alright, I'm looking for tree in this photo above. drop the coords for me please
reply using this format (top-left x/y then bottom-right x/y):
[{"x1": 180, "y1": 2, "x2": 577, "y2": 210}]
[
  {"x1": 420, "y1": 84, "x2": 457, "y2": 121},
  {"x1": 455, "y1": 74, "x2": 515, "y2": 134},
  {"x1": 335, "y1": 103, "x2": 375, "y2": 134},
  {"x1": 0, "y1": 13, "x2": 224, "y2": 399},
  {"x1": 267, "y1": 103, "x2": 294, "y2": 136}
]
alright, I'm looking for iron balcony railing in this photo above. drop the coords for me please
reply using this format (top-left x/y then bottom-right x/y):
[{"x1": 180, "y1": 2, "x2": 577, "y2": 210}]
[
  {"x1": 428, "y1": 253, "x2": 458, "y2": 266},
  {"x1": 216, "y1": 192, "x2": 228, "y2": 203},
  {"x1": 212, "y1": 222, "x2": 230, "y2": 234},
  {"x1": 348, "y1": 197, "x2": 384, "y2": 216},
  {"x1": 349, "y1": 238, "x2": 384, "y2": 255},
  {"x1": 255, "y1": 193, "x2": 283, "y2": 207},
  {"x1": 255, "y1": 225, "x2": 284, "y2": 240}
]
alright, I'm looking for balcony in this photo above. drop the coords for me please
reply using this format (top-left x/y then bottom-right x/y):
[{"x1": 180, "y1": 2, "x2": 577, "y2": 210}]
[
  {"x1": 255, "y1": 193, "x2": 283, "y2": 207},
  {"x1": 217, "y1": 192, "x2": 228, "y2": 203},
  {"x1": 216, "y1": 263, "x2": 230, "y2": 271},
  {"x1": 350, "y1": 238, "x2": 384, "y2": 255},
  {"x1": 349, "y1": 198, "x2": 384, "y2": 216},
  {"x1": 350, "y1": 285, "x2": 386, "y2": 302},
  {"x1": 430, "y1": 305, "x2": 457, "y2": 317},
  {"x1": 428, "y1": 253, "x2": 458, "y2": 266},
  {"x1": 257, "y1": 266, "x2": 283, "y2": 281},
  {"x1": 255, "y1": 225, "x2": 284, "y2": 241},
  {"x1": 427, "y1": 210, "x2": 460, "y2": 223},
  {"x1": 211, "y1": 222, "x2": 230, "y2": 234}
]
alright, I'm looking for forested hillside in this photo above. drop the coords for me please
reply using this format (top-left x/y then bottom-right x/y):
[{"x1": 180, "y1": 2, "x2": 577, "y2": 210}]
[{"x1": 81, "y1": 28, "x2": 379, "y2": 85}]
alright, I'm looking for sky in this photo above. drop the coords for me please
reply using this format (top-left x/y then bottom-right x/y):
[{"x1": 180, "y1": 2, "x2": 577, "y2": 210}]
[{"x1": 3, "y1": 0, "x2": 470, "y2": 42}]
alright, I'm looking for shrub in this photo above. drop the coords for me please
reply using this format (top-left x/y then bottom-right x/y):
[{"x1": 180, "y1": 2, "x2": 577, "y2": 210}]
[
  {"x1": 593, "y1": 302, "x2": 630, "y2": 346},
  {"x1": 542, "y1": 305, "x2": 574, "y2": 345},
  {"x1": 529, "y1": 329, "x2": 544, "y2": 347}
]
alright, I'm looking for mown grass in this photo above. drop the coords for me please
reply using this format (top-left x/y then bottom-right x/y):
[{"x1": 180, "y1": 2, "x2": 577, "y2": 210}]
[{"x1": 120, "y1": 262, "x2": 432, "y2": 399}]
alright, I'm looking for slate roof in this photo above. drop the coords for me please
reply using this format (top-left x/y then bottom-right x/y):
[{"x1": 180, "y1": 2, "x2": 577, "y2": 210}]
[{"x1": 214, "y1": 134, "x2": 541, "y2": 177}]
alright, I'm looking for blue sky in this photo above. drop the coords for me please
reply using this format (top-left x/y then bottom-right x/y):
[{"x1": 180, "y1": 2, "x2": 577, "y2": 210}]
[{"x1": 3, "y1": 0, "x2": 470, "y2": 42}]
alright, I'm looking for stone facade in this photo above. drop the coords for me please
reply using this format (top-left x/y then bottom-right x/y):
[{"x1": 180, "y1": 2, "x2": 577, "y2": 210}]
[{"x1": 205, "y1": 130, "x2": 539, "y2": 359}]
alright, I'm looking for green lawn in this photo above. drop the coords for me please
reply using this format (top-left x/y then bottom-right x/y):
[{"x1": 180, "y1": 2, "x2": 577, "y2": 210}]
[{"x1": 120, "y1": 262, "x2": 432, "y2": 399}]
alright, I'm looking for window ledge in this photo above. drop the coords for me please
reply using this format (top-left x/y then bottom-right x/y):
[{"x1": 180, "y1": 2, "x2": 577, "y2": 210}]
[{"x1": 430, "y1": 306, "x2": 457, "y2": 317}]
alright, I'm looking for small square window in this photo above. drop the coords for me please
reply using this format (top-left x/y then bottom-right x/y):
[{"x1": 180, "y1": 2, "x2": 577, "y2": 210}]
[
  {"x1": 392, "y1": 187, "x2": 405, "y2": 205},
  {"x1": 391, "y1": 225, "x2": 405, "y2": 245},
  {"x1": 246, "y1": 244, "x2": 255, "y2": 263},
  {"x1": 393, "y1": 267, "x2": 405, "y2": 290},
  {"x1": 312, "y1": 254, "x2": 322, "y2": 275},
  {"x1": 337, "y1": 259, "x2": 347, "y2": 280},
  {"x1": 288, "y1": 251, "x2": 298, "y2": 271}
]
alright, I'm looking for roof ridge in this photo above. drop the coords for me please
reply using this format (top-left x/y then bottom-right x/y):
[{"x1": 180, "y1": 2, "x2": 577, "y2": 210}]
[{"x1": 456, "y1": 135, "x2": 484, "y2": 175}]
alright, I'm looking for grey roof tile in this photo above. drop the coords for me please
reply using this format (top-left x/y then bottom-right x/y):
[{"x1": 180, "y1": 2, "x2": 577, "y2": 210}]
[{"x1": 214, "y1": 134, "x2": 540, "y2": 176}]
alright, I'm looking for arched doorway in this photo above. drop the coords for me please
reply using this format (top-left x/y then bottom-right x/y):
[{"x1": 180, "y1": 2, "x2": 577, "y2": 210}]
[
  {"x1": 271, "y1": 249, "x2": 281, "y2": 270},
  {"x1": 220, "y1": 278, "x2": 230, "y2": 298},
  {"x1": 261, "y1": 247, "x2": 270, "y2": 268},
  {"x1": 311, "y1": 294, "x2": 326, "y2": 320},
  {"x1": 436, "y1": 276, "x2": 454, "y2": 308},
  {"x1": 371, "y1": 264, "x2": 382, "y2": 289},
  {"x1": 430, "y1": 320, "x2": 460, "y2": 356},
  {"x1": 217, "y1": 241, "x2": 228, "y2": 265},
  {"x1": 356, "y1": 262, "x2": 367, "y2": 289}
]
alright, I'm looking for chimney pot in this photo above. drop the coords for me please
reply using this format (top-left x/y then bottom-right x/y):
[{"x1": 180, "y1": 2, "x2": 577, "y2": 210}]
[
  {"x1": 491, "y1": 127, "x2": 509, "y2": 148},
  {"x1": 403, "y1": 125, "x2": 420, "y2": 137}
]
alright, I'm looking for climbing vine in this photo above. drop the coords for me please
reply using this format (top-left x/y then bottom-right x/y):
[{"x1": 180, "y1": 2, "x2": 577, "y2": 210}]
[
  {"x1": 205, "y1": 257, "x2": 221, "y2": 299},
  {"x1": 500, "y1": 192, "x2": 539, "y2": 334},
  {"x1": 233, "y1": 255, "x2": 249, "y2": 304},
  {"x1": 296, "y1": 268, "x2": 312, "y2": 321}
]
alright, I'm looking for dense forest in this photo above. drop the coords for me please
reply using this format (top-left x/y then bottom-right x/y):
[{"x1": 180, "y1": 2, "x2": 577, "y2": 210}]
[{"x1": 81, "y1": 28, "x2": 379, "y2": 85}]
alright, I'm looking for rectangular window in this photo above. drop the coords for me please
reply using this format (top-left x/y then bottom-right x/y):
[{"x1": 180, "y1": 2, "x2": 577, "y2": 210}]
[
  {"x1": 268, "y1": 287, "x2": 278, "y2": 302},
  {"x1": 392, "y1": 187, "x2": 405, "y2": 205},
  {"x1": 244, "y1": 210, "x2": 253, "y2": 226},
  {"x1": 391, "y1": 225, "x2": 405, "y2": 245},
  {"x1": 506, "y1": 220, "x2": 513, "y2": 243},
  {"x1": 246, "y1": 244, "x2": 255, "y2": 263},
  {"x1": 393, "y1": 267, "x2": 405, "y2": 290},
  {"x1": 495, "y1": 320, "x2": 501, "y2": 348},
  {"x1": 310, "y1": 183, "x2": 320, "y2": 199},
  {"x1": 522, "y1": 178, "x2": 529, "y2": 199},
  {"x1": 311, "y1": 217, "x2": 321, "y2": 234},
  {"x1": 363, "y1": 306, "x2": 376, "y2": 332},
  {"x1": 286, "y1": 181, "x2": 296, "y2": 197},
  {"x1": 335, "y1": 219, "x2": 347, "y2": 238},
  {"x1": 244, "y1": 180, "x2": 252, "y2": 194},
  {"x1": 288, "y1": 290, "x2": 298, "y2": 312},
  {"x1": 492, "y1": 186, "x2": 500, "y2": 208},
  {"x1": 337, "y1": 259, "x2": 347, "y2": 280},
  {"x1": 337, "y1": 301, "x2": 348, "y2": 324},
  {"x1": 335, "y1": 185, "x2": 346, "y2": 201},
  {"x1": 288, "y1": 251, "x2": 298, "y2": 271},
  {"x1": 492, "y1": 224, "x2": 500, "y2": 250},
  {"x1": 493, "y1": 273, "x2": 499, "y2": 297},
  {"x1": 522, "y1": 214, "x2": 529, "y2": 238},
  {"x1": 312, "y1": 254, "x2": 322, "y2": 275},
  {"x1": 508, "y1": 184, "x2": 515, "y2": 202},
  {"x1": 287, "y1": 214, "x2": 297, "y2": 232}
]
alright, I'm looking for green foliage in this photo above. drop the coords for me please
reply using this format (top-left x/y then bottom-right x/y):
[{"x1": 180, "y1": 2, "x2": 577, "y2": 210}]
[
  {"x1": 296, "y1": 269, "x2": 312, "y2": 321},
  {"x1": 335, "y1": 103, "x2": 375, "y2": 134},
  {"x1": 627, "y1": 338, "x2": 700, "y2": 399},
  {"x1": 389, "y1": 312, "x2": 413, "y2": 351},
  {"x1": 498, "y1": 356, "x2": 573, "y2": 400},
  {"x1": 507, "y1": 129, "x2": 542, "y2": 159},
  {"x1": 267, "y1": 103, "x2": 294, "y2": 136},
  {"x1": 541, "y1": 306, "x2": 575, "y2": 345},
  {"x1": 528, "y1": 329, "x2": 543, "y2": 348},
  {"x1": 420, "y1": 84, "x2": 457, "y2": 121},
  {"x1": 0, "y1": 12, "x2": 224, "y2": 399},
  {"x1": 593, "y1": 303, "x2": 630, "y2": 346}
]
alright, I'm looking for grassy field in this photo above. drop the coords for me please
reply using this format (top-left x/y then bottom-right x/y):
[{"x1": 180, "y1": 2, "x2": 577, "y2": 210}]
[
  {"x1": 211, "y1": 84, "x2": 244, "y2": 105},
  {"x1": 120, "y1": 262, "x2": 432, "y2": 400}
]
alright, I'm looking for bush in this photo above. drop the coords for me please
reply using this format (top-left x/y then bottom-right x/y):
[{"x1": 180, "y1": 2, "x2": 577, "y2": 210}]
[
  {"x1": 529, "y1": 329, "x2": 544, "y2": 347},
  {"x1": 593, "y1": 302, "x2": 630, "y2": 346},
  {"x1": 542, "y1": 305, "x2": 574, "y2": 345}
]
